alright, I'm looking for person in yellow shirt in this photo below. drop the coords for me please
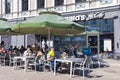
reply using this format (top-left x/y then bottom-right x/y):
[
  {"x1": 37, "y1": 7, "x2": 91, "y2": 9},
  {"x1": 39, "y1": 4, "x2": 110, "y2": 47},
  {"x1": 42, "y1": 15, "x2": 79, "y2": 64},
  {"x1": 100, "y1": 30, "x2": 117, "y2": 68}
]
[
  {"x1": 47, "y1": 47, "x2": 55, "y2": 61},
  {"x1": 47, "y1": 47, "x2": 61, "y2": 71},
  {"x1": 49, "y1": 49, "x2": 54, "y2": 57}
]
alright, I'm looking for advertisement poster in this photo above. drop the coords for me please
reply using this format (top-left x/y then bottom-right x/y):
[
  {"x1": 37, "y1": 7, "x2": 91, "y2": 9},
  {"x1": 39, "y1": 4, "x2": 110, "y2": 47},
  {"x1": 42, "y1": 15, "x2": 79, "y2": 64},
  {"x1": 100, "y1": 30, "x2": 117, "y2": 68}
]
[
  {"x1": 104, "y1": 39, "x2": 112, "y2": 51},
  {"x1": 47, "y1": 40, "x2": 53, "y2": 47}
]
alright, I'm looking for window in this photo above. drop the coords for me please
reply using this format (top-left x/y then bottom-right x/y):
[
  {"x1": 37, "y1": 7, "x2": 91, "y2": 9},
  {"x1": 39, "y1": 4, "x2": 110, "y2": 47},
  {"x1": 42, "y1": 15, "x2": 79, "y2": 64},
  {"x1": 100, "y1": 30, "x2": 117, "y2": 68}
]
[
  {"x1": 55, "y1": 0, "x2": 64, "y2": 6},
  {"x1": 22, "y1": 0, "x2": 28, "y2": 11},
  {"x1": 91, "y1": 19, "x2": 97, "y2": 25},
  {"x1": 104, "y1": 19, "x2": 108, "y2": 24},
  {"x1": 100, "y1": 0, "x2": 112, "y2": 4},
  {"x1": 37, "y1": 0, "x2": 44, "y2": 9},
  {"x1": 100, "y1": 19, "x2": 114, "y2": 33},
  {"x1": 5, "y1": 0, "x2": 11, "y2": 14},
  {"x1": 75, "y1": 0, "x2": 86, "y2": 3}
]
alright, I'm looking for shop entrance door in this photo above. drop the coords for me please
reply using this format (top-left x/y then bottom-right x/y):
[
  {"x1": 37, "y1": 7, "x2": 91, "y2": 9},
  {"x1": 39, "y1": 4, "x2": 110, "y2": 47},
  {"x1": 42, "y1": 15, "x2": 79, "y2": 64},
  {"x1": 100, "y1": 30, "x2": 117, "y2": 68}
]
[{"x1": 87, "y1": 35, "x2": 100, "y2": 55}]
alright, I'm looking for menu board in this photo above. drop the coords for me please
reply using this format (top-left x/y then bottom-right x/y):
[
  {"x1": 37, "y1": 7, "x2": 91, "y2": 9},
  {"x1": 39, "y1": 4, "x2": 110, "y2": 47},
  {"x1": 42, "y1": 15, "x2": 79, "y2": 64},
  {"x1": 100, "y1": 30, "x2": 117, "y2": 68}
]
[
  {"x1": 47, "y1": 40, "x2": 53, "y2": 47},
  {"x1": 104, "y1": 39, "x2": 112, "y2": 51}
]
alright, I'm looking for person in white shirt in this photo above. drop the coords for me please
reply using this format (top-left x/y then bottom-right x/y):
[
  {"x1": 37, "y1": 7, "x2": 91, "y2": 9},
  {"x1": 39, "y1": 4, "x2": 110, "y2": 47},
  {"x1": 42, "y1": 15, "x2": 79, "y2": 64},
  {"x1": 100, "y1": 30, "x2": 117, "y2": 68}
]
[
  {"x1": 41, "y1": 39, "x2": 46, "y2": 49},
  {"x1": 23, "y1": 46, "x2": 32, "y2": 62},
  {"x1": 23, "y1": 46, "x2": 32, "y2": 56}
]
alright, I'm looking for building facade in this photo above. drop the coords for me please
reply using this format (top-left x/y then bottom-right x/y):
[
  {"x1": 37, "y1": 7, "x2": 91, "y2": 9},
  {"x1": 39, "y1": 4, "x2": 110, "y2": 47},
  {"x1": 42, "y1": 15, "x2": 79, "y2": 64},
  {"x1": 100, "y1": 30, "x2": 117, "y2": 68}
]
[{"x1": 0, "y1": 0, "x2": 120, "y2": 53}]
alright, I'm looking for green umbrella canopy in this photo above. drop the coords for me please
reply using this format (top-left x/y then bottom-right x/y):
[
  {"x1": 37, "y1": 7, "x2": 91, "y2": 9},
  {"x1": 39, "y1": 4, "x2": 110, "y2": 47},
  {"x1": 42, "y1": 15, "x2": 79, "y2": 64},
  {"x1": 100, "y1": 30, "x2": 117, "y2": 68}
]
[
  {"x1": 0, "y1": 18, "x2": 16, "y2": 35},
  {"x1": 12, "y1": 11, "x2": 85, "y2": 35},
  {"x1": 81, "y1": 30, "x2": 101, "y2": 35}
]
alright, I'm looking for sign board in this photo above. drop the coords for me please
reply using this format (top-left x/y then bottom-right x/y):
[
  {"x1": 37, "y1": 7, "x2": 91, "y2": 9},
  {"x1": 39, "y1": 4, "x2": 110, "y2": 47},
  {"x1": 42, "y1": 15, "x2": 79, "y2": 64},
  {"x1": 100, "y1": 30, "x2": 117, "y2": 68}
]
[
  {"x1": 47, "y1": 40, "x2": 53, "y2": 47},
  {"x1": 104, "y1": 39, "x2": 112, "y2": 51},
  {"x1": 65, "y1": 11, "x2": 105, "y2": 21}
]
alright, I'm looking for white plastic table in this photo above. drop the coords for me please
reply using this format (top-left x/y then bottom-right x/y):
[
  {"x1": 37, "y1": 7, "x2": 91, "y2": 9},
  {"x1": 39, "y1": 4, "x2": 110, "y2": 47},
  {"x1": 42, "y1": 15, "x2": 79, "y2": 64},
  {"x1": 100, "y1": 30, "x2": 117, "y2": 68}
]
[
  {"x1": 13, "y1": 56, "x2": 35, "y2": 72},
  {"x1": 54, "y1": 58, "x2": 84, "y2": 78}
]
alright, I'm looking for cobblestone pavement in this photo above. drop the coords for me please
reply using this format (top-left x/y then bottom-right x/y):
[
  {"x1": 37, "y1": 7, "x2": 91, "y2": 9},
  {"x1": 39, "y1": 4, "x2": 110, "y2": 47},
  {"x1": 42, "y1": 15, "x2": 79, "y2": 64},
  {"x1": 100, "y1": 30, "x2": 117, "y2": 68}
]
[{"x1": 0, "y1": 59, "x2": 120, "y2": 80}]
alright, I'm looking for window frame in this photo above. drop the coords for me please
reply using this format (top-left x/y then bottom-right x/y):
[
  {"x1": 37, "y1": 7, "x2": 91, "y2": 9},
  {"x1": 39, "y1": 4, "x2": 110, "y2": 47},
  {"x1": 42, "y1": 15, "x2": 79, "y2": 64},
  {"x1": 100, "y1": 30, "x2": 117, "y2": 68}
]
[
  {"x1": 22, "y1": 0, "x2": 28, "y2": 11},
  {"x1": 55, "y1": 0, "x2": 64, "y2": 6},
  {"x1": 37, "y1": 0, "x2": 44, "y2": 9},
  {"x1": 75, "y1": 0, "x2": 86, "y2": 3},
  {"x1": 100, "y1": 0, "x2": 113, "y2": 4},
  {"x1": 5, "y1": 0, "x2": 11, "y2": 14}
]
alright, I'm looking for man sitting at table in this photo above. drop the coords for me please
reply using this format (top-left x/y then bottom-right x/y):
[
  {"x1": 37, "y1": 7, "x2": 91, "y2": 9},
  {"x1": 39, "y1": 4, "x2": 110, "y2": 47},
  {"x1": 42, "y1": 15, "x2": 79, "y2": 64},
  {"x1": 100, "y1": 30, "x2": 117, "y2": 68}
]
[{"x1": 47, "y1": 47, "x2": 61, "y2": 72}]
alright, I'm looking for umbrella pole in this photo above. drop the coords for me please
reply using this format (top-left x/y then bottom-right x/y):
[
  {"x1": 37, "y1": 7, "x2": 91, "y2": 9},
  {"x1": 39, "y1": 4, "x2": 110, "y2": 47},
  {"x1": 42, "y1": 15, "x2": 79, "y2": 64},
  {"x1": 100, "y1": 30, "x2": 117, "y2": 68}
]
[
  {"x1": 24, "y1": 35, "x2": 26, "y2": 47},
  {"x1": 16, "y1": 36, "x2": 18, "y2": 47},
  {"x1": 48, "y1": 28, "x2": 51, "y2": 48}
]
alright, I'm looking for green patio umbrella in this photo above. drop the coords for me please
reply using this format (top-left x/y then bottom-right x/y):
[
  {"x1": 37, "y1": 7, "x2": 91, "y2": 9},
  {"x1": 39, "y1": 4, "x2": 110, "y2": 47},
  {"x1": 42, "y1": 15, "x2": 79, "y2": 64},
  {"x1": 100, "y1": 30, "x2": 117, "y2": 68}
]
[
  {"x1": 12, "y1": 11, "x2": 85, "y2": 46},
  {"x1": 0, "y1": 18, "x2": 17, "y2": 35},
  {"x1": 12, "y1": 11, "x2": 85, "y2": 35}
]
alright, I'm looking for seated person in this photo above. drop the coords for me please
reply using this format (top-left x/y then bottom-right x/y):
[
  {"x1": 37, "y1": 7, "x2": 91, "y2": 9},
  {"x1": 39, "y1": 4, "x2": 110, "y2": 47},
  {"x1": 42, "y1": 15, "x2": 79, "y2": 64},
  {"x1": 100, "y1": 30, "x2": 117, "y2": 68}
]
[
  {"x1": 36, "y1": 50, "x2": 45, "y2": 64},
  {"x1": 63, "y1": 46, "x2": 69, "y2": 55},
  {"x1": 47, "y1": 47, "x2": 61, "y2": 71},
  {"x1": 61, "y1": 52, "x2": 69, "y2": 59},
  {"x1": 23, "y1": 46, "x2": 32, "y2": 56},
  {"x1": 33, "y1": 50, "x2": 45, "y2": 70},
  {"x1": 73, "y1": 44, "x2": 79, "y2": 58},
  {"x1": 23, "y1": 46, "x2": 32, "y2": 61},
  {"x1": 60, "y1": 52, "x2": 69, "y2": 69}
]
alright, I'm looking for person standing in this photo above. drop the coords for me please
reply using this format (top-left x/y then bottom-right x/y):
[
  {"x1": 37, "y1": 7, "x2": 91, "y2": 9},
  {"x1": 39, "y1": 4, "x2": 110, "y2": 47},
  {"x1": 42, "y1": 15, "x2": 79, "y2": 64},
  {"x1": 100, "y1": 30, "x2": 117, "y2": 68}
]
[{"x1": 41, "y1": 39, "x2": 46, "y2": 49}]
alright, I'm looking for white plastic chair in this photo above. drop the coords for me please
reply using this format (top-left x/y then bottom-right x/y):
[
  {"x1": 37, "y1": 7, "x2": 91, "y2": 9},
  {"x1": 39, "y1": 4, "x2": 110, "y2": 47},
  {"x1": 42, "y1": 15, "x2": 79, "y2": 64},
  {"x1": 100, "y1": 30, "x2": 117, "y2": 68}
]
[
  {"x1": 73, "y1": 56, "x2": 91, "y2": 79},
  {"x1": 9, "y1": 53, "x2": 16, "y2": 66},
  {"x1": 43, "y1": 53, "x2": 53, "y2": 72},
  {"x1": 28, "y1": 56, "x2": 44, "y2": 71},
  {"x1": 0, "y1": 53, "x2": 6, "y2": 66},
  {"x1": 43, "y1": 60, "x2": 53, "y2": 72},
  {"x1": 91, "y1": 54, "x2": 104, "y2": 68}
]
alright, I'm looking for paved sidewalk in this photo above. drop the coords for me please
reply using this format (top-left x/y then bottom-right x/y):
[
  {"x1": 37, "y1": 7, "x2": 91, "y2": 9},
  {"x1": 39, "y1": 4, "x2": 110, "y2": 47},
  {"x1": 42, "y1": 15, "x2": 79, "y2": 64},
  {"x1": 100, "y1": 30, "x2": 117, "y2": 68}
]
[{"x1": 0, "y1": 59, "x2": 120, "y2": 80}]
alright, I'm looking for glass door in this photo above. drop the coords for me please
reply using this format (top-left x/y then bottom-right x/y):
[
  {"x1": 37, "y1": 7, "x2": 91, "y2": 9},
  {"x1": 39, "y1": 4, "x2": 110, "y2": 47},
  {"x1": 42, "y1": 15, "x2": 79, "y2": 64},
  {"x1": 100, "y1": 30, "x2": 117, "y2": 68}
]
[{"x1": 87, "y1": 35, "x2": 100, "y2": 55}]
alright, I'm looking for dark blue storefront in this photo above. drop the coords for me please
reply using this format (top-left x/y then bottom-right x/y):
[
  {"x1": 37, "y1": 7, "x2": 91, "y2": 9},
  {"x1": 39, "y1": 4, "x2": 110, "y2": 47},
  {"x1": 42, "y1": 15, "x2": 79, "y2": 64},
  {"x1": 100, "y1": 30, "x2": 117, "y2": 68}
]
[{"x1": 55, "y1": 6, "x2": 120, "y2": 54}]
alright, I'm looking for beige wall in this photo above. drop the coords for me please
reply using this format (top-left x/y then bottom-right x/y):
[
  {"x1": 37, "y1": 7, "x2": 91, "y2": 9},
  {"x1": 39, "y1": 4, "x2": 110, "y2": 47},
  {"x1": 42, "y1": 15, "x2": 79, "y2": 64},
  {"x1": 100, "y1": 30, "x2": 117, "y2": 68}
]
[
  {"x1": 46, "y1": 0, "x2": 54, "y2": 7},
  {"x1": 90, "y1": 2, "x2": 97, "y2": 8},
  {"x1": 30, "y1": 10, "x2": 36, "y2": 16},
  {"x1": 66, "y1": 5, "x2": 74, "y2": 11},
  {"x1": 30, "y1": 0, "x2": 36, "y2": 10},
  {"x1": 2, "y1": 0, "x2": 5, "y2": 14},
  {"x1": 66, "y1": 0, "x2": 74, "y2": 4},
  {"x1": 12, "y1": 0, "x2": 18, "y2": 12},
  {"x1": 19, "y1": 0, "x2": 22, "y2": 12},
  {"x1": 118, "y1": 0, "x2": 120, "y2": 4}
]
